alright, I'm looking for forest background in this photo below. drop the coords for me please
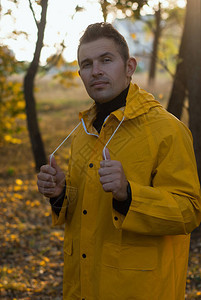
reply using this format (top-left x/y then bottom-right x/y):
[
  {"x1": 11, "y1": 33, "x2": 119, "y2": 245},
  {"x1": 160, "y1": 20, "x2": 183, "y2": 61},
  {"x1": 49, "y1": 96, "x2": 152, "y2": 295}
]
[{"x1": 0, "y1": 0, "x2": 201, "y2": 299}]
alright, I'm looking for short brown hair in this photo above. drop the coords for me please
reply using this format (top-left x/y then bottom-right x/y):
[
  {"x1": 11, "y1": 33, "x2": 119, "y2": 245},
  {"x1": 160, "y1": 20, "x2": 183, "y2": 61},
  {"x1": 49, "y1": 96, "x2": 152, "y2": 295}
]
[{"x1": 77, "y1": 22, "x2": 129, "y2": 65}]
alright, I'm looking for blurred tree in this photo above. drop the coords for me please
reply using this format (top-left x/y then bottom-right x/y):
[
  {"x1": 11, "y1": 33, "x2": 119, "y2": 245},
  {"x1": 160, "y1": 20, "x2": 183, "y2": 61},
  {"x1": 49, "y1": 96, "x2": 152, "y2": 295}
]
[
  {"x1": 99, "y1": 0, "x2": 111, "y2": 21},
  {"x1": 45, "y1": 54, "x2": 79, "y2": 87},
  {"x1": 103, "y1": 0, "x2": 184, "y2": 83},
  {"x1": 167, "y1": 0, "x2": 201, "y2": 180},
  {"x1": 143, "y1": 2, "x2": 185, "y2": 83},
  {"x1": 0, "y1": 46, "x2": 26, "y2": 145},
  {"x1": 23, "y1": 0, "x2": 48, "y2": 171},
  {"x1": 156, "y1": 6, "x2": 185, "y2": 76},
  {"x1": 1, "y1": 0, "x2": 85, "y2": 171},
  {"x1": 147, "y1": 1, "x2": 162, "y2": 84}
]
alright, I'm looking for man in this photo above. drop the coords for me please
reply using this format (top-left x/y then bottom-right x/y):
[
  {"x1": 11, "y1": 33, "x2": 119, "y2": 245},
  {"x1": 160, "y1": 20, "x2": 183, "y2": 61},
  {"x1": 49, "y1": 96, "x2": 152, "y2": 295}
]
[{"x1": 37, "y1": 23, "x2": 201, "y2": 300}]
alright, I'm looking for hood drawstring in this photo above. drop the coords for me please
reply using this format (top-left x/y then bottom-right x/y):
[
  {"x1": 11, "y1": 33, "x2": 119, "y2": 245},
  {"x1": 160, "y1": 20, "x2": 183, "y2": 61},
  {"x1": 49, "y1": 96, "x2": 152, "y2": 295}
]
[
  {"x1": 81, "y1": 118, "x2": 99, "y2": 138},
  {"x1": 49, "y1": 115, "x2": 125, "y2": 166},
  {"x1": 49, "y1": 122, "x2": 81, "y2": 166},
  {"x1": 103, "y1": 116, "x2": 125, "y2": 160}
]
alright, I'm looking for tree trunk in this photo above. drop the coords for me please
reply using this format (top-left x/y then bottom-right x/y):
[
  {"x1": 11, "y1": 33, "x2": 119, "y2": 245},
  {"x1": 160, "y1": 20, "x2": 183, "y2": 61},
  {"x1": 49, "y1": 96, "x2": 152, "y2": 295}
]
[
  {"x1": 185, "y1": 0, "x2": 201, "y2": 181},
  {"x1": 148, "y1": 2, "x2": 162, "y2": 84},
  {"x1": 24, "y1": 0, "x2": 48, "y2": 171},
  {"x1": 167, "y1": 0, "x2": 201, "y2": 181},
  {"x1": 166, "y1": 10, "x2": 188, "y2": 119}
]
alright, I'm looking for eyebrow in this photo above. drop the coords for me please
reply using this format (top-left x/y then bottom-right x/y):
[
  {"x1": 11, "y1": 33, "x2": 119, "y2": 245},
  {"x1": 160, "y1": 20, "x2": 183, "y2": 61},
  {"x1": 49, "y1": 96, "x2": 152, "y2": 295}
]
[
  {"x1": 99, "y1": 52, "x2": 115, "y2": 58},
  {"x1": 80, "y1": 52, "x2": 115, "y2": 66}
]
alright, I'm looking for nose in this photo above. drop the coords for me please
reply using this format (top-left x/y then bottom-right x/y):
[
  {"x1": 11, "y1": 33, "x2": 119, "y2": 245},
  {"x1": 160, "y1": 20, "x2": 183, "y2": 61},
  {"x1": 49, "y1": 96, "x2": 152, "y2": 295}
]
[{"x1": 92, "y1": 62, "x2": 103, "y2": 77}]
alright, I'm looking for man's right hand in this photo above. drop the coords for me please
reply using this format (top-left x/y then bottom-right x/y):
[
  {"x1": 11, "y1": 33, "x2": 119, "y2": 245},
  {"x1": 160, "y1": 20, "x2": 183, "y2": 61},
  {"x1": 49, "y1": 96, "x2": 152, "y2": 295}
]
[{"x1": 37, "y1": 155, "x2": 65, "y2": 198}]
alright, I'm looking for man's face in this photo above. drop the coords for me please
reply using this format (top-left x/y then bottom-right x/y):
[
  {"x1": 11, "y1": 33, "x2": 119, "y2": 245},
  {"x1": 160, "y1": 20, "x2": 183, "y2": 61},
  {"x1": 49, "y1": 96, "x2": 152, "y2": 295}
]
[{"x1": 78, "y1": 38, "x2": 134, "y2": 103}]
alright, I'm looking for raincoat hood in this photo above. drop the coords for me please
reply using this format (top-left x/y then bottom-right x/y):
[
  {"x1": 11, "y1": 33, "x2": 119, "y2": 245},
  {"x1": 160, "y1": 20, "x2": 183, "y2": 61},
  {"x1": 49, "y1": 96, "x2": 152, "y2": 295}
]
[{"x1": 79, "y1": 83, "x2": 162, "y2": 125}]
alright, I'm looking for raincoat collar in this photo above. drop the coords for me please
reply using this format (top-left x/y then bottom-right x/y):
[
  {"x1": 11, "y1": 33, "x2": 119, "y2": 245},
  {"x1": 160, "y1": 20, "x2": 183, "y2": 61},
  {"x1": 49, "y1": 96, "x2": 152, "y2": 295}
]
[{"x1": 79, "y1": 83, "x2": 162, "y2": 131}]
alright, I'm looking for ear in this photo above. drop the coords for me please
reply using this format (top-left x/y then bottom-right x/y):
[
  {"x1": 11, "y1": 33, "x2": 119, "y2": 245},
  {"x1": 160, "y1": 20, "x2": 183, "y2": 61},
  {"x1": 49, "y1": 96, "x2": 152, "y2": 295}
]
[{"x1": 126, "y1": 57, "x2": 137, "y2": 77}]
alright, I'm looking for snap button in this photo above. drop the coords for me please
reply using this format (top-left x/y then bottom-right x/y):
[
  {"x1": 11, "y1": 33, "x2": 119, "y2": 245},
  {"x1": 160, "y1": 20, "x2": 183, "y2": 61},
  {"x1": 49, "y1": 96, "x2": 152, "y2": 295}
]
[
  {"x1": 83, "y1": 210, "x2": 87, "y2": 215},
  {"x1": 82, "y1": 253, "x2": 86, "y2": 258},
  {"x1": 89, "y1": 163, "x2": 93, "y2": 168},
  {"x1": 114, "y1": 216, "x2": 118, "y2": 221}
]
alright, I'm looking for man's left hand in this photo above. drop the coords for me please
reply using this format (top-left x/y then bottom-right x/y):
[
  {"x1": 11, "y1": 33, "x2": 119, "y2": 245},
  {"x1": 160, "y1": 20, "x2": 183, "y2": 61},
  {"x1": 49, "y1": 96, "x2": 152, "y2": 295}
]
[{"x1": 98, "y1": 148, "x2": 128, "y2": 201}]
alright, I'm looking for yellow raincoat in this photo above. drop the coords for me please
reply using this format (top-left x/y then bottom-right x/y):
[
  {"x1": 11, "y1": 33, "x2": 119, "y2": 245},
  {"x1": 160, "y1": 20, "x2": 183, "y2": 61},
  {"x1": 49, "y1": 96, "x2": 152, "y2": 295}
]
[{"x1": 52, "y1": 83, "x2": 201, "y2": 300}]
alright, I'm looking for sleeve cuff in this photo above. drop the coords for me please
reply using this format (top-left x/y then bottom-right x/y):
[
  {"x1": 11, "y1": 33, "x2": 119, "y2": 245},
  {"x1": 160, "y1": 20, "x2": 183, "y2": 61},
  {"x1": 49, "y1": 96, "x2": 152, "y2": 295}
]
[
  {"x1": 113, "y1": 182, "x2": 132, "y2": 216},
  {"x1": 50, "y1": 184, "x2": 66, "y2": 216}
]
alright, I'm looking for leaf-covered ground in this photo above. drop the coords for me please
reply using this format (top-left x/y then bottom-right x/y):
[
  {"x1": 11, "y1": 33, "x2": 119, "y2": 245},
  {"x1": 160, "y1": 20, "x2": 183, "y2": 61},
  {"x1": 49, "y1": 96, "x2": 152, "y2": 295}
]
[
  {"x1": 0, "y1": 175, "x2": 64, "y2": 299},
  {"x1": 1, "y1": 76, "x2": 201, "y2": 299}
]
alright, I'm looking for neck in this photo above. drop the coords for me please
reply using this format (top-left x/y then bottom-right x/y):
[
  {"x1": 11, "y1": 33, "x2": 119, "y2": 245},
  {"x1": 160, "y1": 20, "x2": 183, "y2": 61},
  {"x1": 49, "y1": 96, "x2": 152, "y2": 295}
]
[
  {"x1": 95, "y1": 85, "x2": 129, "y2": 112},
  {"x1": 93, "y1": 85, "x2": 130, "y2": 133}
]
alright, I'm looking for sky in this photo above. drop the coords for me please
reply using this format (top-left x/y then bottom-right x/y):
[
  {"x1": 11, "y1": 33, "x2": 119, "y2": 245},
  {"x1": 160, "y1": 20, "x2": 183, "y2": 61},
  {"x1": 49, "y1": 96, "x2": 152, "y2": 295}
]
[
  {"x1": 0, "y1": 0, "x2": 105, "y2": 62},
  {"x1": 0, "y1": 0, "x2": 186, "y2": 63}
]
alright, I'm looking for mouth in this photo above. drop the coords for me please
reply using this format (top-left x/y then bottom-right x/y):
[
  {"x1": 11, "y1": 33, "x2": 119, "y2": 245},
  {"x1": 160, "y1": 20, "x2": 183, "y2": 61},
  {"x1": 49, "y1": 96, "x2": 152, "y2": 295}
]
[{"x1": 91, "y1": 81, "x2": 108, "y2": 88}]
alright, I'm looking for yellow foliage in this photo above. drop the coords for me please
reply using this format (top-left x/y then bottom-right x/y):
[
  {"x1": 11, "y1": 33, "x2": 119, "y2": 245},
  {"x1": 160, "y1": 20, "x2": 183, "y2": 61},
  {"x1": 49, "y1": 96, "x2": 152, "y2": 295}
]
[
  {"x1": 14, "y1": 193, "x2": 23, "y2": 199},
  {"x1": 17, "y1": 113, "x2": 26, "y2": 120},
  {"x1": 14, "y1": 186, "x2": 21, "y2": 191},
  {"x1": 53, "y1": 68, "x2": 79, "y2": 88},
  {"x1": 16, "y1": 179, "x2": 23, "y2": 185},
  {"x1": 4, "y1": 136, "x2": 22, "y2": 144},
  {"x1": 30, "y1": 200, "x2": 40, "y2": 207},
  {"x1": 68, "y1": 60, "x2": 78, "y2": 67},
  {"x1": 0, "y1": 45, "x2": 26, "y2": 145},
  {"x1": 10, "y1": 234, "x2": 19, "y2": 241},
  {"x1": 44, "y1": 211, "x2": 50, "y2": 217},
  {"x1": 40, "y1": 261, "x2": 46, "y2": 266},
  {"x1": 43, "y1": 257, "x2": 50, "y2": 262},
  {"x1": 17, "y1": 100, "x2": 25, "y2": 110}
]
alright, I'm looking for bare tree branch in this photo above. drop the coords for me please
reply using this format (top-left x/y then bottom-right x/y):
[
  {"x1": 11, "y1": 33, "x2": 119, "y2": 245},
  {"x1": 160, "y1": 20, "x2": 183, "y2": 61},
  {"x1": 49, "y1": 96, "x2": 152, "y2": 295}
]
[{"x1": 28, "y1": 0, "x2": 39, "y2": 29}]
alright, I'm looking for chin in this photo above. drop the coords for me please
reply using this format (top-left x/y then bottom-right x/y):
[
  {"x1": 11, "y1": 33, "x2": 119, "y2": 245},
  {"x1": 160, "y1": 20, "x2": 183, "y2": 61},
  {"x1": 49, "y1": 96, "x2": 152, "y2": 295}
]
[
  {"x1": 94, "y1": 97, "x2": 113, "y2": 104},
  {"x1": 91, "y1": 92, "x2": 116, "y2": 103},
  {"x1": 87, "y1": 87, "x2": 114, "y2": 103}
]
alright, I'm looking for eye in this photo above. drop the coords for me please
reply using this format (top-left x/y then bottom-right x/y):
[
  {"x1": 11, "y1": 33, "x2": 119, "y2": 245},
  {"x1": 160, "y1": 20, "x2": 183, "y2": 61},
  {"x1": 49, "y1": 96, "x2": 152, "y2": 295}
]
[
  {"x1": 81, "y1": 61, "x2": 91, "y2": 69},
  {"x1": 103, "y1": 57, "x2": 111, "y2": 63}
]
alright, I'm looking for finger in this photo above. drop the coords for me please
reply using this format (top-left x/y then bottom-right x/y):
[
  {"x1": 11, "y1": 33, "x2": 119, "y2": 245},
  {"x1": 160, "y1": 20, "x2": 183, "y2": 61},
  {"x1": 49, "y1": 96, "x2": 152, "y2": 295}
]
[
  {"x1": 99, "y1": 174, "x2": 114, "y2": 185},
  {"x1": 38, "y1": 186, "x2": 56, "y2": 197},
  {"x1": 37, "y1": 179, "x2": 56, "y2": 189},
  {"x1": 40, "y1": 164, "x2": 56, "y2": 176},
  {"x1": 49, "y1": 154, "x2": 56, "y2": 167},
  {"x1": 102, "y1": 182, "x2": 113, "y2": 192},
  {"x1": 102, "y1": 147, "x2": 111, "y2": 161},
  {"x1": 37, "y1": 172, "x2": 57, "y2": 182},
  {"x1": 49, "y1": 155, "x2": 62, "y2": 175},
  {"x1": 98, "y1": 166, "x2": 116, "y2": 176}
]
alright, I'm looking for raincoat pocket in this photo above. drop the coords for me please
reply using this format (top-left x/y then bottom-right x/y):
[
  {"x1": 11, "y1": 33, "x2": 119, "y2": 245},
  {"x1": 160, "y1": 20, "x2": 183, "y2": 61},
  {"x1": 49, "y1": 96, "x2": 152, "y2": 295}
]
[
  {"x1": 102, "y1": 243, "x2": 157, "y2": 270},
  {"x1": 119, "y1": 245, "x2": 157, "y2": 270},
  {"x1": 99, "y1": 243, "x2": 158, "y2": 299}
]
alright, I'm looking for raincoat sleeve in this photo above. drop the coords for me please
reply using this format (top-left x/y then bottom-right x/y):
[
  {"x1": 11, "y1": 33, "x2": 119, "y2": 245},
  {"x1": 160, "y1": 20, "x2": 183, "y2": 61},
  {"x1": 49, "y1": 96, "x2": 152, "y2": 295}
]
[
  {"x1": 112, "y1": 122, "x2": 201, "y2": 235},
  {"x1": 51, "y1": 154, "x2": 73, "y2": 226},
  {"x1": 51, "y1": 175, "x2": 70, "y2": 226}
]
